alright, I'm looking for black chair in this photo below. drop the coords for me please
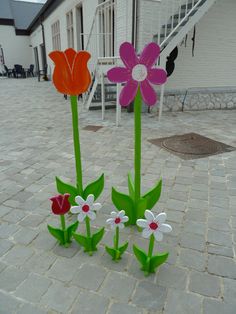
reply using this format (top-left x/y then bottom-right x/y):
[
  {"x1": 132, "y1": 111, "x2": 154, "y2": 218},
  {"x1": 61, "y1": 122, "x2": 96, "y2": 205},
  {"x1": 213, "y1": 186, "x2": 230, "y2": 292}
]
[
  {"x1": 3, "y1": 65, "x2": 14, "y2": 78},
  {"x1": 14, "y1": 64, "x2": 26, "y2": 78},
  {"x1": 27, "y1": 64, "x2": 34, "y2": 77}
]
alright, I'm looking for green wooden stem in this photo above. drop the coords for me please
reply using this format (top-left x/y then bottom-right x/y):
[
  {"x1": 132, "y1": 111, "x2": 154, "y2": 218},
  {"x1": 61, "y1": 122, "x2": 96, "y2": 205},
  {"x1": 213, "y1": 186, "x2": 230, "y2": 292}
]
[
  {"x1": 134, "y1": 89, "x2": 142, "y2": 210},
  {"x1": 85, "y1": 216, "x2": 91, "y2": 238},
  {"x1": 60, "y1": 215, "x2": 67, "y2": 243},
  {"x1": 115, "y1": 226, "x2": 119, "y2": 250},
  {"x1": 148, "y1": 234, "x2": 155, "y2": 258},
  {"x1": 70, "y1": 95, "x2": 83, "y2": 195}
]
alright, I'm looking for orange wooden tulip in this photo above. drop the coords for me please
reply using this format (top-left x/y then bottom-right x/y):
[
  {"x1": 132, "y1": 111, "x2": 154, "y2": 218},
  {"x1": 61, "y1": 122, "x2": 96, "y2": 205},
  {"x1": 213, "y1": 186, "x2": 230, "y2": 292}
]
[{"x1": 49, "y1": 48, "x2": 91, "y2": 96}]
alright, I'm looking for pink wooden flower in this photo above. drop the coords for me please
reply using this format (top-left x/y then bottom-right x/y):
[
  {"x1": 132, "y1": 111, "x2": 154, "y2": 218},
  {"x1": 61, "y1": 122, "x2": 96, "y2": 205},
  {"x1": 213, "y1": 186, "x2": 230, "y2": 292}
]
[{"x1": 107, "y1": 42, "x2": 167, "y2": 106}]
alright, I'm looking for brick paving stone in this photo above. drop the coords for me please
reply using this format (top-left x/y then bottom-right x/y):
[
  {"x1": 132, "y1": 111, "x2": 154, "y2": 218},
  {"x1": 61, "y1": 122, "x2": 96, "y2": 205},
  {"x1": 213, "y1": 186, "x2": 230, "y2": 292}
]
[
  {"x1": 14, "y1": 273, "x2": 52, "y2": 302},
  {"x1": 207, "y1": 244, "x2": 234, "y2": 258},
  {"x1": 2, "y1": 246, "x2": 34, "y2": 266},
  {"x1": 40, "y1": 282, "x2": 80, "y2": 313},
  {"x1": 23, "y1": 251, "x2": 56, "y2": 275},
  {"x1": 72, "y1": 264, "x2": 107, "y2": 291},
  {"x1": 71, "y1": 291, "x2": 109, "y2": 314},
  {"x1": 100, "y1": 272, "x2": 136, "y2": 302},
  {"x1": 17, "y1": 303, "x2": 47, "y2": 314},
  {"x1": 2, "y1": 209, "x2": 26, "y2": 223},
  {"x1": 0, "y1": 205, "x2": 12, "y2": 218},
  {"x1": 0, "y1": 266, "x2": 28, "y2": 292},
  {"x1": 0, "y1": 239, "x2": 13, "y2": 256},
  {"x1": 13, "y1": 227, "x2": 39, "y2": 245},
  {"x1": 32, "y1": 231, "x2": 56, "y2": 251},
  {"x1": 178, "y1": 248, "x2": 207, "y2": 271},
  {"x1": 156, "y1": 264, "x2": 187, "y2": 290},
  {"x1": 132, "y1": 281, "x2": 167, "y2": 311},
  {"x1": 208, "y1": 255, "x2": 236, "y2": 279},
  {"x1": 164, "y1": 289, "x2": 202, "y2": 314},
  {"x1": 182, "y1": 220, "x2": 206, "y2": 235},
  {"x1": 208, "y1": 216, "x2": 231, "y2": 232},
  {"x1": 48, "y1": 257, "x2": 82, "y2": 282},
  {"x1": 0, "y1": 222, "x2": 20, "y2": 238},
  {"x1": 180, "y1": 232, "x2": 205, "y2": 252},
  {"x1": 203, "y1": 298, "x2": 236, "y2": 314},
  {"x1": 0, "y1": 291, "x2": 21, "y2": 314},
  {"x1": 207, "y1": 230, "x2": 232, "y2": 247},
  {"x1": 108, "y1": 302, "x2": 144, "y2": 314},
  {"x1": 20, "y1": 214, "x2": 46, "y2": 227},
  {"x1": 189, "y1": 270, "x2": 221, "y2": 297},
  {"x1": 223, "y1": 278, "x2": 236, "y2": 302}
]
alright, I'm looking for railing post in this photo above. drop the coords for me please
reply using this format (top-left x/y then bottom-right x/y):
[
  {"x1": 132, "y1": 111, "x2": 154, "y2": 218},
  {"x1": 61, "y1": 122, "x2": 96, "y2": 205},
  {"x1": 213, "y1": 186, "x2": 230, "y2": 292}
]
[
  {"x1": 116, "y1": 83, "x2": 121, "y2": 126},
  {"x1": 101, "y1": 72, "x2": 105, "y2": 120},
  {"x1": 158, "y1": 55, "x2": 166, "y2": 121}
]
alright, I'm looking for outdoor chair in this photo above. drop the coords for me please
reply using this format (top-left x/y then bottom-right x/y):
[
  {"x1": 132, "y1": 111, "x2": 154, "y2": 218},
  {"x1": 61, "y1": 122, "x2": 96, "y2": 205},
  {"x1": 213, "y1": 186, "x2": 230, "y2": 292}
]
[
  {"x1": 3, "y1": 65, "x2": 14, "y2": 78},
  {"x1": 14, "y1": 64, "x2": 26, "y2": 78},
  {"x1": 27, "y1": 64, "x2": 34, "y2": 77}
]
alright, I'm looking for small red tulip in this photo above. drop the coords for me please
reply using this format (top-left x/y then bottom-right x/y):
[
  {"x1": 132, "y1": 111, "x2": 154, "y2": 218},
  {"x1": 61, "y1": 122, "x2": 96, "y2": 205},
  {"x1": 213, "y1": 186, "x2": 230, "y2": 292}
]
[{"x1": 50, "y1": 194, "x2": 70, "y2": 215}]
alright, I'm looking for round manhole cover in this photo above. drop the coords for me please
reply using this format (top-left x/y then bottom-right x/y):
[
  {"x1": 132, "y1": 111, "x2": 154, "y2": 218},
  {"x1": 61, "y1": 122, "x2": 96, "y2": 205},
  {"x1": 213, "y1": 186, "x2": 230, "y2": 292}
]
[{"x1": 162, "y1": 134, "x2": 222, "y2": 155}]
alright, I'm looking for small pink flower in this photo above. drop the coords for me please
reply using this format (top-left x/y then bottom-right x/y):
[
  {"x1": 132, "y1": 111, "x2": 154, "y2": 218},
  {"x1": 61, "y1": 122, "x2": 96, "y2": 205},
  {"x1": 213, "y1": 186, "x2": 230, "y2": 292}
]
[{"x1": 107, "y1": 42, "x2": 167, "y2": 106}]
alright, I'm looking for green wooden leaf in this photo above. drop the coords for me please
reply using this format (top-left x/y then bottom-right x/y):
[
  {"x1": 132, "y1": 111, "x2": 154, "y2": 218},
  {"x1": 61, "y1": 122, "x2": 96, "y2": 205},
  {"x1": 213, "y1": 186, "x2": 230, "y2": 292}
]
[
  {"x1": 142, "y1": 179, "x2": 162, "y2": 210},
  {"x1": 133, "y1": 244, "x2": 148, "y2": 266},
  {"x1": 128, "y1": 173, "x2": 135, "y2": 200},
  {"x1": 73, "y1": 232, "x2": 89, "y2": 249},
  {"x1": 149, "y1": 252, "x2": 169, "y2": 272},
  {"x1": 83, "y1": 174, "x2": 104, "y2": 201},
  {"x1": 137, "y1": 197, "x2": 147, "y2": 219},
  {"x1": 119, "y1": 241, "x2": 129, "y2": 254},
  {"x1": 105, "y1": 246, "x2": 116, "y2": 259},
  {"x1": 112, "y1": 187, "x2": 135, "y2": 225},
  {"x1": 56, "y1": 177, "x2": 78, "y2": 205},
  {"x1": 47, "y1": 224, "x2": 64, "y2": 244},
  {"x1": 92, "y1": 227, "x2": 105, "y2": 248},
  {"x1": 67, "y1": 221, "x2": 79, "y2": 241}
]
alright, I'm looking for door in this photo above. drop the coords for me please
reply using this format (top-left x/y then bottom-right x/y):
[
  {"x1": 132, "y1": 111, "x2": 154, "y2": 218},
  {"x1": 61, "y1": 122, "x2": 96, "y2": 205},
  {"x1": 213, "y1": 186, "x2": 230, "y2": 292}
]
[
  {"x1": 34, "y1": 47, "x2": 39, "y2": 74},
  {"x1": 76, "y1": 5, "x2": 84, "y2": 50}
]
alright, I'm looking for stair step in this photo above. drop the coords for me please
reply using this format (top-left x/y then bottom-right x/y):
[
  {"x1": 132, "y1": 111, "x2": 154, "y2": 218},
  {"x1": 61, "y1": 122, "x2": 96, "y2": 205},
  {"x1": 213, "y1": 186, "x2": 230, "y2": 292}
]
[{"x1": 89, "y1": 104, "x2": 116, "y2": 110}]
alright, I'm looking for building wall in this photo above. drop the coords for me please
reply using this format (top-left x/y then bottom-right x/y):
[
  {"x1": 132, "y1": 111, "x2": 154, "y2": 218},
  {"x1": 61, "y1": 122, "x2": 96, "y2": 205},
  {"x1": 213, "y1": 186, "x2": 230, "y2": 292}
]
[
  {"x1": 0, "y1": 25, "x2": 33, "y2": 68},
  {"x1": 30, "y1": 0, "x2": 98, "y2": 75},
  {"x1": 166, "y1": 0, "x2": 236, "y2": 90}
]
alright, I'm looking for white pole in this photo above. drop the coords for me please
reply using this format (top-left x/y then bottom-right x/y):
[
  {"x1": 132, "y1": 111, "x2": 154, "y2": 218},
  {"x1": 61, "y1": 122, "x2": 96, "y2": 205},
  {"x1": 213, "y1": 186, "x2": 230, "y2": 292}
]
[
  {"x1": 159, "y1": 84, "x2": 165, "y2": 121},
  {"x1": 116, "y1": 83, "x2": 121, "y2": 126},
  {"x1": 101, "y1": 72, "x2": 105, "y2": 120}
]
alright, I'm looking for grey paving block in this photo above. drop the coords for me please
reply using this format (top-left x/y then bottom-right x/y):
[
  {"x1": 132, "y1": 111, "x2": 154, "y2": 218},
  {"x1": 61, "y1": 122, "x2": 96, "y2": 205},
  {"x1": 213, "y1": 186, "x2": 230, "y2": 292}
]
[
  {"x1": 207, "y1": 230, "x2": 232, "y2": 247},
  {"x1": 100, "y1": 272, "x2": 136, "y2": 302},
  {"x1": 71, "y1": 291, "x2": 109, "y2": 314},
  {"x1": 2, "y1": 209, "x2": 26, "y2": 223},
  {"x1": 132, "y1": 281, "x2": 167, "y2": 311},
  {"x1": 189, "y1": 271, "x2": 221, "y2": 297},
  {"x1": 13, "y1": 227, "x2": 39, "y2": 245},
  {"x1": 0, "y1": 266, "x2": 29, "y2": 292},
  {"x1": 41, "y1": 282, "x2": 80, "y2": 313},
  {"x1": 17, "y1": 303, "x2": 47, "y2": 314},
  {"x1": 20, "y1": 214, "x2": 46, "y2": 227},
  {"x1": 0, "y1": 222, "x2": 20, "y2": 238},
  {"x1": 108, "y1": 302, "x2": 144, "y2": 314},
  {"x1": 207, "y1": 244, "x2": 234, "y2": 258},
  {"x1": 0, "y1": 291, "x2": 21, "y2": 314},
  {"x1": 208, "y1": 255, "x2": 236, "y2": 279},
  {"x1": 203, "y1": 298, "x2": 236, "y2": 314},
  {"x1": 0, "y1": 239, "x2": 13, "y2": 256},
  {"x1": 180, "y1": 232, "x2": 205, "y2": 252},
  {"x1": 48, "y1": 257, "x2": 81, "y2": 282},
  {"x1": 14, "y1": 273, "x2": 52, "y2": 302},
  {"x1": 164, "y1": 289, "x2": 202, "y2": 314},
  {"x1": 179, "y1": 248, "x2": 207, "y2": 271},
  {"x1": 72, "y1": 264, "x2": 107, "y2": 291},
  {"x1": 3, "y1": 246, "x2": 34, "y2": 266},
  {"x1": 156, "y1": 264, "x2": 187, "y2": 290},
  {"x1": 32, "y1": 231, "x2": 56, "y2": 251},
  {"x1": 23, "y1": 252, "x2": 56, "y2": 275}
]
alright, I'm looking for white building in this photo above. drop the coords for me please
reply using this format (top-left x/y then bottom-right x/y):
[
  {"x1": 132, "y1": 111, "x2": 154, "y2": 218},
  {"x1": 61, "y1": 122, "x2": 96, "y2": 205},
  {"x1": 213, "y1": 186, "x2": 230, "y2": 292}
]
[{"x1": 1, "y1": 0, "x2": 236, "y2": 113}]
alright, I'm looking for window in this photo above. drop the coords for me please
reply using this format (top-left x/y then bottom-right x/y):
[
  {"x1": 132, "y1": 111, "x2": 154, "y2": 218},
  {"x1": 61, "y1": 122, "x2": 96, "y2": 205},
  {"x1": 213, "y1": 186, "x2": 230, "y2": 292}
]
[
  {"x1": 66, "y1": 10, "x2": 74, "y2": 48},
  {"x1": 51, "y1": 20, "x2": 61, "y2": 50}
]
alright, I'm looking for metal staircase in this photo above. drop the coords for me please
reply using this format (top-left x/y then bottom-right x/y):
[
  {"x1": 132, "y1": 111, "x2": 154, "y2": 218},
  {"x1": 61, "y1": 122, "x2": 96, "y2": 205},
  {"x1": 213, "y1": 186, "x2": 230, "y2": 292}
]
[{"x1": 83, "y1": 0, "x2": 216, "y2": 123}]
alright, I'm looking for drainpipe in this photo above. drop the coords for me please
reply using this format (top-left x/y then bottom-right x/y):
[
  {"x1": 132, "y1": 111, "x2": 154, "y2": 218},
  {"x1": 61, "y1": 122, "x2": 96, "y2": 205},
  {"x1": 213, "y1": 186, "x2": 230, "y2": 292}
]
[{"x1": 41, "y1": 17, "x2": 48, "y2": 80}]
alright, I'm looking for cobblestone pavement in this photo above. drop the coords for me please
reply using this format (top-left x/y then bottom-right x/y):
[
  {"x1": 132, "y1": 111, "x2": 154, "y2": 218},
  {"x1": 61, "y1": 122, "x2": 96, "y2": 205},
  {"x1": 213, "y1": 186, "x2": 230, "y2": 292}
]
[{"x1": 0, "y1": 78, "x2": 236, "y2": 314}]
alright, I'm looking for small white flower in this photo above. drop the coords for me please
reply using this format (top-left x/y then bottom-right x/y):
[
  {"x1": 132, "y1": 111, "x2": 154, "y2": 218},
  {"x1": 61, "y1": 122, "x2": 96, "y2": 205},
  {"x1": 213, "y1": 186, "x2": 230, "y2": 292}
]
[
  {"x1": 70, "y1": 194, "x2": 101, "y2": 222},
  {"x1": 137, "y1": 210, "x2": 172, "y2": 241},
  {"x1": 106, "y1": 210, "x2": 129, "y2": 230}
]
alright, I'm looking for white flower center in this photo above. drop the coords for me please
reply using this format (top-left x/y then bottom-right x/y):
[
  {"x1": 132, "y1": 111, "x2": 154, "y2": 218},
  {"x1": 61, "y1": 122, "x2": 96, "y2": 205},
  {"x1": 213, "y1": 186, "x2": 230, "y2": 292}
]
[{"x1": 132, "y1": 64, "x2": 147, "y2": 82}]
